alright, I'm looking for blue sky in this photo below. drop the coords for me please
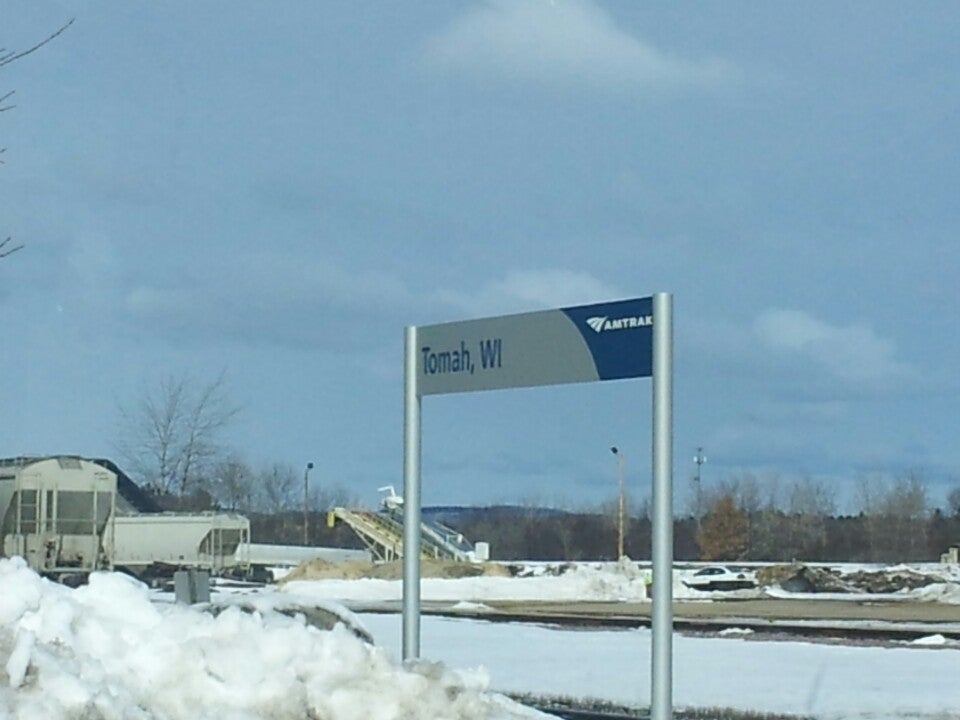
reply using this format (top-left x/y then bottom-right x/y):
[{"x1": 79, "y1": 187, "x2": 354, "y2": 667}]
[{"x1": 2, "y1": 1, "x2": 958, "y2": 511}]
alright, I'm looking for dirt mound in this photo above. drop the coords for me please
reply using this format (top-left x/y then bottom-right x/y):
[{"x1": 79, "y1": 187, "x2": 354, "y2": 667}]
[
  {"x1": 366, "y1": 559, "x2": 512, "y2": 580},
  {"x1": 756, "y1": 563, "x2": 945, "y2": 594},
  {"x1": 279, "y1": 558, "x2": 511, "y2": 583},
  {"x1": 757, "y1": 564, "x2": 854, "y2": 593},
  {"x1": 843, "y1": 567, "x2": 943, "y2": 593},
  {"x1": 280, "y1": 559, "x2": 378, "y2": 583}
]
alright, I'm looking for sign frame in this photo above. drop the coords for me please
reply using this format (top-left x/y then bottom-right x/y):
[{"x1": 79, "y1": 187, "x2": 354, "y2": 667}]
[{"x1": 402, "y1": 292, "x2": 673, "y2": 720}]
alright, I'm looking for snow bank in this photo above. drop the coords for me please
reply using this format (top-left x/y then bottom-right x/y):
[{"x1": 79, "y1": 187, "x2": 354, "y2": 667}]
[
  {"x1": 281, "y1": 561, "x2": 960, "y2": 604},
  {"x1": 912, "y1": 582, "x2": 960, "y2": 604},
  {"x1": 910, "y1": 633, "x2": 952, "y2": 646},
  {"x1": 764, "y1": 581, "x2": 960, "y2": 604},
  {"x1": 0, "y1": 558, "x2": 546, "y2": 720},
  {"x1": 283, "y1": 562, "x2": 649, "y2": 603}
]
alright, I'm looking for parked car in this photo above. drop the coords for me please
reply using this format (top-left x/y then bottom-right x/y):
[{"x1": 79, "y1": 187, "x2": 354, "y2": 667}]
[{"x1": 683, "y1": 565, "x2": 756, "y2": 591}]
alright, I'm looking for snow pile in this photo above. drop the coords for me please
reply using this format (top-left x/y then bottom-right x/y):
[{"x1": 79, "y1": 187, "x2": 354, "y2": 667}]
[
  {"x1": 280, "y1": 559, "x2": 960, "y2": 604},
  {"x1": 0, "y1": 558, "x2": 545, "y2": 720},
  {"x1": 911, "y1": 582, "x2": 960, "y2": 604},
  {"x1": 283, "y1": 562, "x2": 649, "y2": 603},
  {"x1": 718, "y1": 627, "x2": 754, "y2": 637},
  {"x1": 763, "y1": 578, "x2": 960, "y2": 604},
  {"x1": 910, "y1": 633, "x2": 952, "y2": 646}
]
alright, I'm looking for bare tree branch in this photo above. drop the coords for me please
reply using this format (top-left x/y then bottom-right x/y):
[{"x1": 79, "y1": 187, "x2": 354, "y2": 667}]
[
  {"x1": 0, "y1": 19, "x2": 75, "y2": 68},
  {"x1": 0, "y1": 236, "x2": 24, "y2": 258},
  {"x1": 2, "y1": 18, "x2": 75, "y2": 254}
]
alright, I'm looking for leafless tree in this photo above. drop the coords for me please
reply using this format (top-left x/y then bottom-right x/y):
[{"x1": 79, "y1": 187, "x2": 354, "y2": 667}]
[
  {"x1": 780, "y1": 476, "x2": 835, "y2": 560},
  {"x1": 1, "y1": 18, "x2": 74, "y2": 259},
  {"x1": 856, "y1": 470, "x2": 930, "y2": 562},
  {"x1": 309, "y1": 483, "x2": 355, "y2": 513},
  {"x1": 116, "y1": 372, "x2": 240, "y2": 496},
  {"x1": 259, "y1": 462, "x2": 299, "y2": 514},
  {"x1": 946, "y1": 484, "x2": 960, "y2": 518},
  {"x1": 746, "y1": 474, "x2": 785, "y2": 560},
  {"x1": 211, "y1": 454, "x2": 254, "y2": 511}
]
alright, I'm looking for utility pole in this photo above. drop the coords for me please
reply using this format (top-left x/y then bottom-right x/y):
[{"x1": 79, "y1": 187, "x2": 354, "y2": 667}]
[
  {"x1": 611, "y1": 446, "x2": 625, "y2": 559},
  {"x1": 303, "y1": 462, "x2": 314, "y2": 545},
  {"x1": 693, "y1": 447, "x2": 706, "y2": 530}
]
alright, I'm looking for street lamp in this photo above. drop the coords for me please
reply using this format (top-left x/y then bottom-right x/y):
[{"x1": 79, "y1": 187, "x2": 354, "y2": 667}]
[
  {"x1": 611, "y1": 447, "x2": 625, "y2": 560},
  {"x1": 303, "y1": 462, "x2": 314, "y2": 545}
]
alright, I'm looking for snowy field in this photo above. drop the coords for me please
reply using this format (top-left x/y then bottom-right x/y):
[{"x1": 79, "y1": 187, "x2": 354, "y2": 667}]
[
  {"x1": 3, "y1": 557, "x2": 960, "y2": 719},
  {"x1": 276, "y1": 559, "x2": 960, "y2": 604},
  {"x1": 362, "y1": 614, "x2": 960, "y2": 719}
]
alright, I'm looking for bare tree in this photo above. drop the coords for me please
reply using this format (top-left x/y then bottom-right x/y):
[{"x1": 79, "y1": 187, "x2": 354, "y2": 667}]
[
  {"x1": 747, "y1": 474, "x2": 785, "y2": 561},
  {"x1": 856, "y1": 470, "x2": 930, "y2": 562},
  {"x1": 2, "y1": 19, "x2": 74, "y2": 259},
  {"x1": 116, "y1": 372, "x2": 240, "y2": 496},
  {"x1": 309, "y1": 482, "x2": 354, "y2": 513},
  {"x1": 781, "y1": 476, "x2": 835, "y2": 560},
  {"x1": 211, "y1": 454, "x2": 254, "y2": 511},
  {"x1": 259, "y1": 462, "x2": 299, "y2": 514},
  {"x1": 946, "y1": 484, "x2": 960, "y2": 518}
]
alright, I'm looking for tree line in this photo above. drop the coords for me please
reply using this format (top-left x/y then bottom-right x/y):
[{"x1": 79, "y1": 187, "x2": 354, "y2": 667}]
[
  {"x1": 451, "y1": 472, "x2": 960, "y2": 564},
  {"x1": 114, "y1": 375, "x2": 959, "y2": 563}
]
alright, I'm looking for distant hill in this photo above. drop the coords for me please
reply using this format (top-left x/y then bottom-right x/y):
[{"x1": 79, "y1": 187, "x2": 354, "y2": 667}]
[{"x1": 423, "y1": 505, "x2": 571, "y2": 525}]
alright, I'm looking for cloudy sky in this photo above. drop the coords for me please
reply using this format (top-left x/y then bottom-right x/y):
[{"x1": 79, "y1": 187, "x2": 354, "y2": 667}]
[{"x1": 2, "y1": 2, "x2": 957, "y2": 511}]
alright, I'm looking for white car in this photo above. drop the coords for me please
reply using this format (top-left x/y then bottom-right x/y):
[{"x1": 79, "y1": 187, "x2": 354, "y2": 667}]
[{"x1": 683, "y1": 565, "x2": 756, "y2": 591}]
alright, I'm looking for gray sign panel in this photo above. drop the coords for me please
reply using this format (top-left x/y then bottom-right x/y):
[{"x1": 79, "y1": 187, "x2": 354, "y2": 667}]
[{"x1": 416, "y1": 296, "x2": 653, "y2": 396}]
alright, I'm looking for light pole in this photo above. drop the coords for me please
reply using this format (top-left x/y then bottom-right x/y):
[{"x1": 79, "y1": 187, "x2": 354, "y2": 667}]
[
  {"x1": 693, "y1": 447, "x2": 706, "y2": 528},
  {"x1": 611, "y1": 446, "x2": 625, "y2": 560},
  {"x1": 303, "y1": 462, "x2": 314, "y2": 545}
]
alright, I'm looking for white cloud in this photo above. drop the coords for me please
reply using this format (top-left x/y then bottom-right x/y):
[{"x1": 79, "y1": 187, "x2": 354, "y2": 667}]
[
  {"x1": 754, "y1": 308, "x2": 910, "y2": 383},
  {"x1": 436, "y1": 268, "x2": 621, "y2": 317},
  {"x1": 423, "y1": 0, "x2": 738, "y2": 90},
  {"x1": 123, "y1": 253, "x2": 416, "y2": 349}
]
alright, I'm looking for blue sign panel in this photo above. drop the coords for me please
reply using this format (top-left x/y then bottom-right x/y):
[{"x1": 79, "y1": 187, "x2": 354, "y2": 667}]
[
  {"x1": 561, "y1": 296, "x2": 654, "y2": 382},
  {"x1": 416, "y1": 296, "x2": 654, "y2": 396}
]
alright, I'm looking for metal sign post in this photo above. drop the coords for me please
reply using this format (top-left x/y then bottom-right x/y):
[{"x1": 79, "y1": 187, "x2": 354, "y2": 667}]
[
  {"x1": 402, "y1": 325, "x2": 422, "y2": 660},
  {"x1": 651, "y1": 292, "x2": 673, "y2": 720},
  {"x1": 402, "y1": 292, "x2": 673, "y2": 718}
]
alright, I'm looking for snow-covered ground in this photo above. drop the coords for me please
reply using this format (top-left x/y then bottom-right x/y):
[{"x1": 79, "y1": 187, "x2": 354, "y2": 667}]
[
  {"x1": 278, "y1": 560, "x2": 960, "y2": 604},
  {"x1": 3, "y1": 556, "x2": 960, "y2": 719},
  {"x1": 280, "y1": 561, "x2": 651, "y2": 604},
  {"x1": 362, "y1": 614, "x2": 960, "y2": 719}
]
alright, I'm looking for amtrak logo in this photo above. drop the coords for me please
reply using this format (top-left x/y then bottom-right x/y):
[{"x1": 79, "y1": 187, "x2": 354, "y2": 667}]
[
  {"x1": 586, "y1": 317, "x2": 608, "y2": 333},
  {"x1": 586, "y1": 314, "x2": 653, "y2": 333}
]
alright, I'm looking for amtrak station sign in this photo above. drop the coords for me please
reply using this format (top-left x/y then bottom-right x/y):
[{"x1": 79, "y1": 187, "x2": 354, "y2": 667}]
[
  {"x1": 402, "y1": 292, "x2": 674, "y2": 720},
  {"x1": 417, "y1": 295, "x2": 654, "y2": 395}
]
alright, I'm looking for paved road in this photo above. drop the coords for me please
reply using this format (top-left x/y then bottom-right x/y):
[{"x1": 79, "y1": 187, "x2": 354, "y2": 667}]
[{"x1": 482, "y1": 598, "x2": 960, "y2": 624}]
